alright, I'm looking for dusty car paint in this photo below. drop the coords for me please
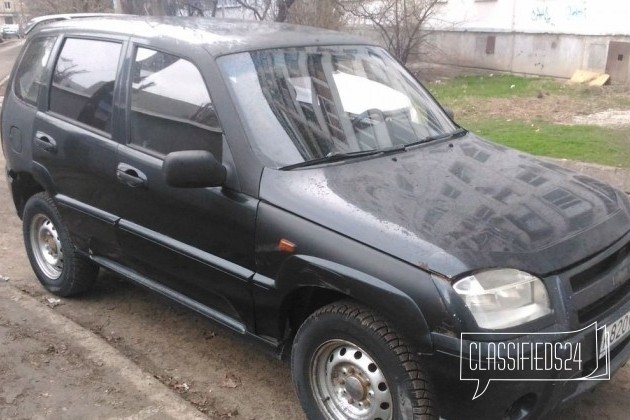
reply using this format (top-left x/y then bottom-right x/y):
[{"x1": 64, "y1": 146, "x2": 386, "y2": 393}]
[{"x1": 260, "y1": 134, "x2": 630, "y2": 278}]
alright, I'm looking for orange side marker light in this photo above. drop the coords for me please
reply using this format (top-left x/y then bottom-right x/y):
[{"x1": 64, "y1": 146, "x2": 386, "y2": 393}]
[{"x1": 278, "y1": 239, "x2": 296, "y2": 253}]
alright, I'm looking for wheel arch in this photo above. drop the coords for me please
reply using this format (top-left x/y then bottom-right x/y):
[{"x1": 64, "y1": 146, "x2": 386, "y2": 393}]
[
  {"x1": 276, "y1": 255, "x2": 433, "y2": 356},
  {"x1": 8, "y1": 169, "x2": 47, "y2": 218}
]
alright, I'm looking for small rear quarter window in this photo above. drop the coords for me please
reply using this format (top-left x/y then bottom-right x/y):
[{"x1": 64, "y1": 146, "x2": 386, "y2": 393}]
[{"x1": 14, "y1": 36, "x2": 56, "y2": 106}]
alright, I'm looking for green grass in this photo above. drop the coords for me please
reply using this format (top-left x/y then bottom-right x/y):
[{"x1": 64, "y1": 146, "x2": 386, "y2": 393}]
[
  {"x1": 428, "y1": 74, "x2": 569, "y2": 102},
  {"x1": 462, "y1": 118, "x2": 630, "y2": 168},
  {"x1": 425, "y1": 74, "x2": 630, "y2": 168}
]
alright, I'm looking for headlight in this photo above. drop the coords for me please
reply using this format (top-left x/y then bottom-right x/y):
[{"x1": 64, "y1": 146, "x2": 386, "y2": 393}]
[{"x1": 453, "y1": 269, "x2": 551, "y2": 329}]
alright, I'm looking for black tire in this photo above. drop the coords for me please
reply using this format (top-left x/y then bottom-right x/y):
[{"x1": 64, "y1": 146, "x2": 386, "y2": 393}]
[
  {"x1": 22, "y1": 192, "x2": 98, "y2": 296},
  {"x1": 291, "y1": 300, "x2": 437, "y2": 420}
]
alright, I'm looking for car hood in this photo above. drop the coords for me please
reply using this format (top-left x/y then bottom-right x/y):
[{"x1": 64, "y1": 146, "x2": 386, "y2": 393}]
[{"x1": 259, "y1": 134, "x2": 630, "y2": 278}]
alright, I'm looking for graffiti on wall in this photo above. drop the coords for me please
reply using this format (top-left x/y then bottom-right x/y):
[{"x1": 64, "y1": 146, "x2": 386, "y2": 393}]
[
  {"x1": 531, "y1": 6, "x2": 552, "y2": 24},
  {"x1": 567, "y1": 4, "x2": 586, "y2": 18},
  {"x1": 529, "y1": 1, "x2": 587, "y2": 26}
]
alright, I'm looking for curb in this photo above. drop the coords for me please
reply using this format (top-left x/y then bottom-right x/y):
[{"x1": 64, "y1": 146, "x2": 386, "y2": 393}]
[
  {"x1": 3, "y1": 285, "x2": 208, "y2": 420},
  {"x1": 0, "y1": 38, "x2": 22, "y2": 49}
]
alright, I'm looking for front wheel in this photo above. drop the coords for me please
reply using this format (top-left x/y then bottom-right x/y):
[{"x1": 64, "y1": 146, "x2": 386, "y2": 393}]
[{"x1": 291, "y1": 301, "x2": 437, "y2": 420}]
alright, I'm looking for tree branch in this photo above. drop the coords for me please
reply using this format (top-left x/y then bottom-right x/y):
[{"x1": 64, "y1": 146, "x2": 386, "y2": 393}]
[{"x1": 234, "y1": 0, "x2": 266, "y2": 20}]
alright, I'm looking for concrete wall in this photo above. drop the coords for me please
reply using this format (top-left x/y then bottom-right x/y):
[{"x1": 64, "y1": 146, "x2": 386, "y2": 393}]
[
  {"x1": 431, "y1": 0, "x2": 630, "y2": 36},
  {"x1": 413, "y1": 0, "x2": 630, "y2": 80},
  {"x1": 422, "y1": 30, "x2": 627, "y2": 78}
]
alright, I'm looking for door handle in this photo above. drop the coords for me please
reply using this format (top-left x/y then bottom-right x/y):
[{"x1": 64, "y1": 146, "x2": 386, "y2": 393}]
[
  {"x1": 116, "y1": 163, "x2": 147, "y2": 188},
  {"x1": 34, "y1": 131, "x2": 57, "y2": 154}
]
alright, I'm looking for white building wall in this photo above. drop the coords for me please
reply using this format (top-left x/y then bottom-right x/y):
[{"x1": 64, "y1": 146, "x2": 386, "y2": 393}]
[
  {"x1": 423, "y1": 0, "x2": 630, "y2": 80},
  {"x1": 431, "y1": 0, "x2": 630, "y2": 36}
]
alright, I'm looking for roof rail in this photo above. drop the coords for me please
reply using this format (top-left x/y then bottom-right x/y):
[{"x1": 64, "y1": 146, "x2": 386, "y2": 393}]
[{"x1": 24, "y1": 13, "x2": 120, "y2": 35}]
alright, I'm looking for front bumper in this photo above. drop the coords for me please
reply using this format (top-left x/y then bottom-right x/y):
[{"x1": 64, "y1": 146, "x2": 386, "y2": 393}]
[{"x1": 425, "y1": 296, "x2": 630, "y2": 419}]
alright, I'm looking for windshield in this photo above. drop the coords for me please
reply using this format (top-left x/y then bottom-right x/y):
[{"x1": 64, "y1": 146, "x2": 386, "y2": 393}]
[{"x1": 219, "y1": 45, "x2": 458, "y2": 168}]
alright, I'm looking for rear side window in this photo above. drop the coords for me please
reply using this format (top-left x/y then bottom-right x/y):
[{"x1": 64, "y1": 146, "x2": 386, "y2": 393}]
[
  {"x1": 14, "y1": 36, "x2": 55, "y2": 106},
  {"x1": 129, "y1": 47, "x2": 222, "y2": 157},
  {"x1": 49, "y1": 38, "x2": 122, "y2": 134}
]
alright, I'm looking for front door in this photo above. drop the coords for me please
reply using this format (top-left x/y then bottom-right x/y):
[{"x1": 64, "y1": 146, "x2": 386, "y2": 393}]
[{"x1": 113, "y1": 45, "x2": 257, "y2": 327}]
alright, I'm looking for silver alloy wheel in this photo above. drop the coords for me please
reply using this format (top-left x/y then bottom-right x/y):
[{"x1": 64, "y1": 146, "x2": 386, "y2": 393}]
[
  {"x1": 29, "y1": 214, "x2": 64, "y2": 279},
  {"x1": 311, "y1": 339, "x2": 393, "y2": 420}
]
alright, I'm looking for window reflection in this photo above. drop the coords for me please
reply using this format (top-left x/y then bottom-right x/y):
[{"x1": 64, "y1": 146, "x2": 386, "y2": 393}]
[
  {"x1": 50, "y1": 38, "x2": 121, "y2": 133},
  {"x1": 221, "y1": 46, "x2": 456, "y2": 168},
  {"x1": 130, "y1": 47, "x2": 221, "y2": 157}
]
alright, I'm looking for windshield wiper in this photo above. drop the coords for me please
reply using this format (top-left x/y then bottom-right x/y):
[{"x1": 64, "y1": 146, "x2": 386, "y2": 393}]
[
  {"x1": 280, "y1": 129, "x2": 465, "y2": 170},
  {"x1": 405, "y1": 128, "x2": 467, "y2": 149},
  {"x1": 281, "y1": 145, "x2": 405, "y2": 170}
]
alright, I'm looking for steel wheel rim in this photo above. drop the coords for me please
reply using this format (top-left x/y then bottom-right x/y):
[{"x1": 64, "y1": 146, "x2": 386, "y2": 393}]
[
  {"x1": 29, "y1": 214, "x2": 63, "y2": 279},
  {"x1": 310, "y1": 339, "x2": 393, "y2": 420}
]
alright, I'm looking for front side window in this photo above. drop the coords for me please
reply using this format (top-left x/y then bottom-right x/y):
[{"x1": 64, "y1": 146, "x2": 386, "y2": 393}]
[
  {"x1": 220, "y1": 45, "x2": 458, "y2": 168},
  {"x1": 14, "y1": 36, "x2": 55, "y2": 106},
  {"x1": 129, "y1": 47, "x2": 221, "y2": 158},
  {"x1": 49, "y1": 38, "x2": 122, "y2": 133}
]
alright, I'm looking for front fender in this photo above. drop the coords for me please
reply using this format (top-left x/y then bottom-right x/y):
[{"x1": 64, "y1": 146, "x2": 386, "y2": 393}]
[
  {"x1": 276, "y1": 255, "x2": 433, "y2": 352},
  {"x1": 254, "y1": 202, "x2": 451, "y2": 354}
]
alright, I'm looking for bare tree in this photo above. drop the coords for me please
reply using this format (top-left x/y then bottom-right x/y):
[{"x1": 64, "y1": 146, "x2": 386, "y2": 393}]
[
  {"x1": 119, "y1": 0, "x2": 218, "y2": 16},
  {"x1": 163, "y1": 0, "x2": 219, "y2": 16},
  {"x1": 27, "y1": 0, "x2": 216, "y2": 17},
  {"x1": 287, "y1": 0, "x2": 346, "y2": 30},
  {"x1": 338, "y1": 0, "x2": 439, "y2": 65},
  {"x1": 119, "y1": 0, "x2": 165, "y2": 15},
  {"x1": 27, "y1": 0, "x2": 113, "y2": 17},
  {"x1": 274, "y1": 0, "x2": 295, "y2": 22},
  {"x1": 233, "y1": 0, "x2": 296, "y2": 22}
]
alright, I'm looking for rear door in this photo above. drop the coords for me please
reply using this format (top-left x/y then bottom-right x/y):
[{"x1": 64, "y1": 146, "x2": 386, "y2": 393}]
[
  {"x1": 32, "y1": 36, "x2": 126, "y2": 258},
  {"x1": 114, "y1": 44, "x2": 258, "y2": 328}
]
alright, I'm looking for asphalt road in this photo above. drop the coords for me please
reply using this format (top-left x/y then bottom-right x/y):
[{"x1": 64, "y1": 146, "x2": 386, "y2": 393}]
[{"x1": 0, "y1": 40, "x2": 23, "y2": 86}]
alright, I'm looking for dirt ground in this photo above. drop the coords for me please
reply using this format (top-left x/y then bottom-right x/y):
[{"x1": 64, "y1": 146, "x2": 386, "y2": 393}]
[
  {"x1": 454, "y1": 89, "x2": 630, "y2": 127},
  {"x1": 0, "y1": 283, "x2": 206, "y2": 420},
  {"x1": 416, "y1": 62, "x2": 630, "y2": 127},
  {"x1": 0, "y1": 149, "x2": 305, "y2": 419},
  {"x1": 2, "y1": 67, "x2": 630, "y2": 419}
]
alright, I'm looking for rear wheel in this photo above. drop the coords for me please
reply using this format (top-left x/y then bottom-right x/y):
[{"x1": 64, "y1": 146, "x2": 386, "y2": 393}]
[
  {"x1": 291, "y1": 301, "x2": 437, "y2": 420},
  {"x1": 23, "y1": 192, "x2": 98, "y2": 296}
]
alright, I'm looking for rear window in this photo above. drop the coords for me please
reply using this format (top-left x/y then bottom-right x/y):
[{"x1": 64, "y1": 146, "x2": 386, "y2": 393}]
[
  {"x1": 49, "y1": 38, "x2": 122, "y2": 134},
  {"x1": 14, "y1": 36, "x2": 56, "y2": 106}
]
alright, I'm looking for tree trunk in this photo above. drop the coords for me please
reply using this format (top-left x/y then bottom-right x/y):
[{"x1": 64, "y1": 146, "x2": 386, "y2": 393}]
[
  {"x1": 149, "y1": 0, "x2": 166, "y2": 15},
  {"x1": 275, "y1": 0, "x2": 296, "y2": 22},
  {"x1": 113, "y1": 0, "x2": 123, "y2": 13}
]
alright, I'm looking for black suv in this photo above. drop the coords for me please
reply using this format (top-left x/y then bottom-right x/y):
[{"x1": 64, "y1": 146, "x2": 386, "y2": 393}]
[{"x1": 4, "y1": 15, "x2": 630, "y2": 420}]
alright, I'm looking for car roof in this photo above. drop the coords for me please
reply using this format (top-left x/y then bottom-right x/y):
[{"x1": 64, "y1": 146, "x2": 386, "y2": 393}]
[
  {"x1": 31, "y1": 15, "x2": 374, "y2": 56},
  {"x1": 25, "y1": 13, "x2": 115, "y2": 34}
]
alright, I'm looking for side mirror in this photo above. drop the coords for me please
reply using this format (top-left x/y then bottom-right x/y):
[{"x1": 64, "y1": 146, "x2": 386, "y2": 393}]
[{"x1": 162, "y1": 150, "x2": 226, "y2": 188}]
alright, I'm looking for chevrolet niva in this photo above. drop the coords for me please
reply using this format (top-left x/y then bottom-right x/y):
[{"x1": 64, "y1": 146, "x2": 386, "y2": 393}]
[{"x1": 3, "y1": 15, "x2": 630, "y2": 420}]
